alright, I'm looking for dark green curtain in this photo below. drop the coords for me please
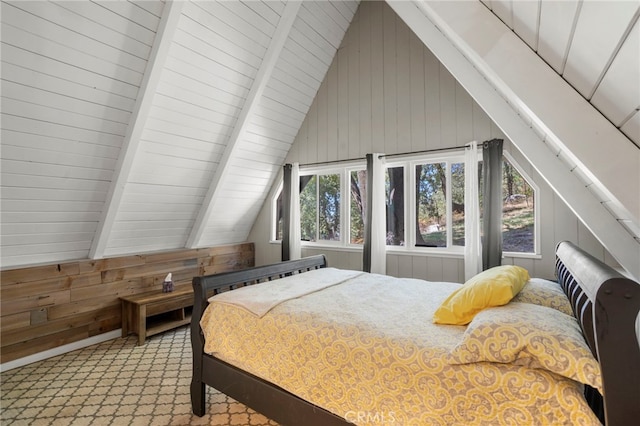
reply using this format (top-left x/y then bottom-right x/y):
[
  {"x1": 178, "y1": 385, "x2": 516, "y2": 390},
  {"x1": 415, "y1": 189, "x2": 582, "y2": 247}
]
[
  {"x1": 281, "y1": 164, "x2": 292, "y2": 261},
  {"x1": 482, "y1": 139, "x2": 503, "y2": 270}
]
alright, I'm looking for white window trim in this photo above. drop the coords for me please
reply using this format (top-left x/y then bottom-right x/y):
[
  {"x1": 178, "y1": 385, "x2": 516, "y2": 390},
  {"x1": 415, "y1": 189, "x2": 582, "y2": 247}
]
[
  {"x1": 502, "y1": 150, "x2": 540, "y2": 257},
  {"x1": 298, "y1": 161, "x2": 366, "y2": 249},
  {"x1": 402, "y1": 152, "x2": 467, "y2": 255},
  {"x1": 270, "y1": 151, "x2": 540, "y2": 257}
]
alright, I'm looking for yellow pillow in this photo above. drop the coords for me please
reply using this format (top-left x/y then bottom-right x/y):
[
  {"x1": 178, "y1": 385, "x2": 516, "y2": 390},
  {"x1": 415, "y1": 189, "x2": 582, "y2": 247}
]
[{"x1": 433, "y1": 265, "x2": 530, "y2": 325}]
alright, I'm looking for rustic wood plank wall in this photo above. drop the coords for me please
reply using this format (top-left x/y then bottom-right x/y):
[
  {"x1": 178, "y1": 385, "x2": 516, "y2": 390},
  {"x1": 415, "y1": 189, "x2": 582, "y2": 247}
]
[{"x1": 0, "y1": 243, "x2": 254, "y2": 363}]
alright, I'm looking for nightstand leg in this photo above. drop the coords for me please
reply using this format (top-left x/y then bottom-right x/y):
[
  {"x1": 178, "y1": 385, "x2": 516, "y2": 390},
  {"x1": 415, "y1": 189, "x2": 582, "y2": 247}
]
[
  {"x1": 121, "y1": 300, "x2": 129, "y2": 337},
  {"x1": 137, "y1": 304, "x2": 146, "y2": 346}
]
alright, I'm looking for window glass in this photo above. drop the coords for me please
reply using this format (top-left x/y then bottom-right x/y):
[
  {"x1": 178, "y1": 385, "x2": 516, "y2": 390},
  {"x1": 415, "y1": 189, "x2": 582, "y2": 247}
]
[
  {"x1": 478, "y1": 157, "x2": 536, "y2": 253},
  {"x1": 272, "y1": 152, "x2": 537, "y2": 255},
  {"x1": 415, "y1": 163, "x2": 447, "y2": 247},
  {"x1": 451, "y1": 162, "x2": 465, "y2": 246},
  {"x1": 350, "y1": 170, "x2": 366, "y2": 244},
  {"x1": 318, "y1": 174, "x2": 340, "y2": 241},
  {"x1": 275, "y1": 189, "x2": 283, "y2": 241},
  {"x1": 300, "y1": 175, "x2": 317, "y2": 242},
  {"x1": 386, "y1": 166, "x2": 404, "y2": 246},
  {"x1": 502, "y1": 161, "x2": 535, "y2": 253}
]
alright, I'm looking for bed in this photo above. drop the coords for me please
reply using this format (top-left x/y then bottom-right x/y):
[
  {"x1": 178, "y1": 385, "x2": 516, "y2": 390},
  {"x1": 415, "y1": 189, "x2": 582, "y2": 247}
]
[{"x1": 190, "y1": 241, "x2": 640, "y2": 425}]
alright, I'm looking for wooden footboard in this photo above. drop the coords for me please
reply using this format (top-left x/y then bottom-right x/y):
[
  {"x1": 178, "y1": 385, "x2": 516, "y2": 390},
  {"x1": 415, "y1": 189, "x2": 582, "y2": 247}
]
[{"x1": 190, "y1": 255, "x2": 352, "y2": 424}]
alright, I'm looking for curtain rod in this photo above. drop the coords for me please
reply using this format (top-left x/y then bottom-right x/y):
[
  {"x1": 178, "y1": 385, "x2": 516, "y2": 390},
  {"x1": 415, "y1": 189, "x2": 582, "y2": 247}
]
[
  {"x1": 379, "y1": 144, "x2": 469, "y2": 159},
  {"x1": 296, "y1": 156, "x2": 365, "y2": 168},
  {"x1": 293, "y1": 139, "x2": 501, "y2": 168},
  {"x1": 296, "y1": 146, "x2": 464, "y2": 168}
]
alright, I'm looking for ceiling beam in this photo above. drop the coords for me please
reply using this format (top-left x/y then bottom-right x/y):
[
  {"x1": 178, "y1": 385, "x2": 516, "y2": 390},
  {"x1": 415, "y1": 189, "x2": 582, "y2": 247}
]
[
  {"x1": 387, "y1": 0, "x2": 639, "y2": 279},
  {"x1": 186, "y1": 0, "x2": 302, "y2": 248},
  {"x1": 89, "y1": 0, "x2": 184, "y2": 259}
]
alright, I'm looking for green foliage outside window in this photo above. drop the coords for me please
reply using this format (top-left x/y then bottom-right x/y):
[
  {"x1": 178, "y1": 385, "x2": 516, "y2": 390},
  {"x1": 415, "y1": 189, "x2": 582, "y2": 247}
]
[
  {"x1": 319, "y1": 174, "x2": 340, "y2": 241},
  {"x1": 299, "y1": 175, "x2": 317, "y2": 241}
]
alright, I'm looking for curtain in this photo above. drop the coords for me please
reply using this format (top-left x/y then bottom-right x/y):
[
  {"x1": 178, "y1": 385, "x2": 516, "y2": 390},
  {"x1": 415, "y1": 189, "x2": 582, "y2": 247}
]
[
  {"x1": 482, "y1": 139, "x2": 503, "y2": 270},
  {"x1": 289, "y1": 162, "x2": 301, "y2": 260},
  {"x1": 464, "y1": 142, "x2": 482, "y2": 281},
  {"x1": 281, "y1": 163, "x2": 301, "y2": 261},
  {"x1": 363, "y1": 153, "x2": 386, "y2": 274}
]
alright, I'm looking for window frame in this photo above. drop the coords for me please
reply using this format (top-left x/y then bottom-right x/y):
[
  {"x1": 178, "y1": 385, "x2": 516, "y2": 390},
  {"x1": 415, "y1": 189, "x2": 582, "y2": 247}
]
[
  {"x1": 270, "y1": 152, "x2": 540, "y2": 258},
  {"x1": 501, "y1": 150, "x2": 540, "y2": 257},
  {"x1": 270, "y1": 161, "x2": 367, "y2": 249},
  {"x1": 405, "y1": 152, "x2": 467, "y2": 255}
]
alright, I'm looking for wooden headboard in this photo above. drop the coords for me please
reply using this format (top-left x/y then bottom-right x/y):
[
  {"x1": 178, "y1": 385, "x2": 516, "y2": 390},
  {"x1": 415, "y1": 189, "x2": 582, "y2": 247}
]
[{"x1": 555, "y1": 241, "x2": 640, "y2": 425}]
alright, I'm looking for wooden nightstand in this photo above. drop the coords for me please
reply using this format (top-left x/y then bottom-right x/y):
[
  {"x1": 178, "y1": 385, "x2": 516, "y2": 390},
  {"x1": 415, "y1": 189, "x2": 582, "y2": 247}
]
[{"x1": 120, "y1": 285, "x2": 194, "y2": 345}]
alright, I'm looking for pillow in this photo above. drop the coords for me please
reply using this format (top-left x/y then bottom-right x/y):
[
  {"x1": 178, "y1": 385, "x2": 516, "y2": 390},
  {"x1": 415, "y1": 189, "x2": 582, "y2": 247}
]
[
  {"x1": 433, "y1": 265, "x2": 530, "y2": 325},
  {"x1": 447, "y1": 303, "x2": 601, "y2": 391},
  {"x1": 511, "y1": 278, "x2": 573, "y2": 316}
]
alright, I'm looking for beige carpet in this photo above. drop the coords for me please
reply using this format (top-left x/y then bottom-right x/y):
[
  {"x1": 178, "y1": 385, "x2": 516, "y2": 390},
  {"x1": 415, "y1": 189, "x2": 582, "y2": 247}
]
[{"x1": 1, "y1": 326, "x2": 279, "y2": 425}]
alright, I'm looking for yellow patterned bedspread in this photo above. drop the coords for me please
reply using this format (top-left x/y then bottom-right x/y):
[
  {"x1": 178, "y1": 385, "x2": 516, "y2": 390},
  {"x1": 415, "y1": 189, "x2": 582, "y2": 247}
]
[{"x1": 201, "y1": 271, "x2": 600, "y2": 425}]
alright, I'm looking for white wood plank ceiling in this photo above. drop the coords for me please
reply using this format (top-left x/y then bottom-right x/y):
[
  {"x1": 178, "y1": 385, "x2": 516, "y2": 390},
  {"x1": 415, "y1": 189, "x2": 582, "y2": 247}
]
[
  {"x1": 484, "y1": 0, "x2": 639, "y2": 148},
  {"x1": 479, "y1": 0, "x2": 640, "y2": 271},
  {"x1": 1, "y1": 0, "x2": 357, "y2": 267},
  {"x1": 1, "y1": 0, "x2": 638, "y2": 271},
  {"x1": 394, "y1": 0, "x2": 638, "y2": 277}
]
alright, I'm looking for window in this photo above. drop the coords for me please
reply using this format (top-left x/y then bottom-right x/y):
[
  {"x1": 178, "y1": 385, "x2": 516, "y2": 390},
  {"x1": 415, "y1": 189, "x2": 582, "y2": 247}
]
[
  {"x1": 350, "y1": 170, "x2": 367, "y2": 244},
  {"x1": 272, "y1": 152, "x2": 538, "y2": 256},
  {"x1": 273, "y1": 165, "x2": 366, "y2": 247},
  {"x1": 411, "y1": 158, "x2": 465, "y2": 250},
  {"x1": 386, "y1": 166, "x2": 404, "y2": 246},
  {"x1": 500, "y1": 155, "x2": 537, "y2": 254},
  {"x1": 479, "y1": 153, "x2": 538, "y2": 255},
  {"x1": 299, "y1": 175, "x2": 318, "y2": 241},
  {"x1": 317, "y1": 174, "x2": 340, "y2": 241}
]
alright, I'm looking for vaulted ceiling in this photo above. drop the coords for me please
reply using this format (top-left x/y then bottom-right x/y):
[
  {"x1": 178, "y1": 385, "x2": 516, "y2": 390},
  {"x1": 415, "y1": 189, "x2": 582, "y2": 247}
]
[
  {"x1": 1, "y1": 0, "x2": 638, "y2": 276},
  {"x1": 486, "y1": 0, "x2": 639, "y2": 146}
]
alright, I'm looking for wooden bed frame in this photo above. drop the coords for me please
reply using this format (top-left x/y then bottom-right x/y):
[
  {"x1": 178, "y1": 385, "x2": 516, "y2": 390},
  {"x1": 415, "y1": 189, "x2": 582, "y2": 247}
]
[{"x1": 190, "y1": 242, "x2": 640, "y2": 425}]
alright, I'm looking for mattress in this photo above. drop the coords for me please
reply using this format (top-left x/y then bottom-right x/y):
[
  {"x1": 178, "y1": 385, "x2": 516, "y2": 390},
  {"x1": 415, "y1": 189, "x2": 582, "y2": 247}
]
[{"x1": 200, "y1": 268, "x2": 600, "y2": 425}]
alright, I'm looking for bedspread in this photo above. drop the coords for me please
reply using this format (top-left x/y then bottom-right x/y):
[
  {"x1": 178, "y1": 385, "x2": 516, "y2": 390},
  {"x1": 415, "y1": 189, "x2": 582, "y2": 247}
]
[{"x1": 201, "y1": 271, "x2": 600, "y2": 425}]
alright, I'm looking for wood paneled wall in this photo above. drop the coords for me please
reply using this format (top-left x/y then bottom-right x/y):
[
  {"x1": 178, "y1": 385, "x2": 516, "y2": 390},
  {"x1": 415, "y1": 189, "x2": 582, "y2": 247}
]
[
  {"x1": 248, "y1": 0, "x2": 613, "y2": 281},
  {"x1": 0, "y1": 243, "x2": 254, "y2": 363}
]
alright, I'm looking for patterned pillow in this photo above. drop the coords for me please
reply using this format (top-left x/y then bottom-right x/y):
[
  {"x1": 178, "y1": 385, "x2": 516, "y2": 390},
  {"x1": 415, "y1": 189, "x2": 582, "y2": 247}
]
[
  {"x1": 511, "y1": 278, "x2": 573, "y2": 316},
  {"x1": 447, "y1": 302, "x2": 601, "y2": 391}
]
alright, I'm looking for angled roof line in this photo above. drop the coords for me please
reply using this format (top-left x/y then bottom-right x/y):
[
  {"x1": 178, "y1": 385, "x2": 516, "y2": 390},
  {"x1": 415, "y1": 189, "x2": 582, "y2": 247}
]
[
  {"x1": 387, "y1": 0, "x2": 639, "y2": 279},
  {"x1": 186, "y1": 1, "x2": 303, "y2": 248},
  {"x1": 89, "y1": 0, "x2": 185, "y2": 259}
]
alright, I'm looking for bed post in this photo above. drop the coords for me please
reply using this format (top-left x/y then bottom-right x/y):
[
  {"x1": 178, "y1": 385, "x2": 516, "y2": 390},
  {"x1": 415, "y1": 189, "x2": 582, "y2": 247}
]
[
  {"x1": 594, "y1": 276, "x2": 640, "y2": 425},
  {"x1": 190, "y1": 276, "x2": 206, "y2": 416}
]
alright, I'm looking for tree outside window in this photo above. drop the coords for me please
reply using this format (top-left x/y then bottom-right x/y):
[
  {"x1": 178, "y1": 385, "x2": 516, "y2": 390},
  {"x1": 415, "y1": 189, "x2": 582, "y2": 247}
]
[
  {"x1": 414, "y1": 162, "x2": 464, "y2": 248},
  {"x1": 479, "y1": 156, "x2": 536, "y2": 253},
  {"x1": 386, "y1": 167, "x2": 404, "y2": 246},
  {"x1": 299, "y1": 175, "x2": 317, "y2": 241},
  {"x1": 318, "y1": 174, "x2": 340, "y2": 241},
  {"x1": 501, "y1": 160, "x2": 535, "y2": 253},
  {"x1": 350, "y1": 170, "x2": 366, "y2": 244},
  {"x1": 273, "y1": 152, "x2": 536, "y2": 255}
]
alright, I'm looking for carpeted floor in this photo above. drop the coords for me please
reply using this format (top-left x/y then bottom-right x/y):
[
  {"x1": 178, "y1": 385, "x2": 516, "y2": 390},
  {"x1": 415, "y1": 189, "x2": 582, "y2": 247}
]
[{"x1": 0, "y1": 326, "x2": 279, "y2": 425}]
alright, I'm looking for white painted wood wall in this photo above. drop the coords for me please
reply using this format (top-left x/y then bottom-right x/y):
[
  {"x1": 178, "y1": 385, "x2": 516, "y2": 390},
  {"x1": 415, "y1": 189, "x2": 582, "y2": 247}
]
[{"x1": 248, "y1": 0, "x2": 613, "y2": 282}]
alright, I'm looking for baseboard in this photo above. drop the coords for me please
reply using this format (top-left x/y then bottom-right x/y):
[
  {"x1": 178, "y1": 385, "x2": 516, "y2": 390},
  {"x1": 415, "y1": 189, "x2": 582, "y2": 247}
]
[{"x1": 0, "y1": 329, "x2": 122, "y2": 373}]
